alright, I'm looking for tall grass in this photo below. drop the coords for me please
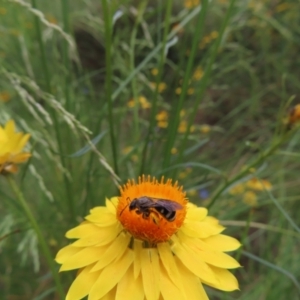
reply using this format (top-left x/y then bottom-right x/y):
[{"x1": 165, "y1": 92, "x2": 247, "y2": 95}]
[{"x1": 1, "y1": 0, "x2": 300, "y2": 299}]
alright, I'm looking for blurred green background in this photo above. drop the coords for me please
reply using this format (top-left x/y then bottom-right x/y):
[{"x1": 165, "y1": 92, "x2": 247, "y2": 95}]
[{"x1": 0, "y1": 0, "x2": 300, "y2": 299}]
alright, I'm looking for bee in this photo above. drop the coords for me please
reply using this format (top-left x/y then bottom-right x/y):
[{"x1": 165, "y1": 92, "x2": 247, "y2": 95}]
[{"x1": 120, "y1": 196, "x2": 183, "y2": 223}]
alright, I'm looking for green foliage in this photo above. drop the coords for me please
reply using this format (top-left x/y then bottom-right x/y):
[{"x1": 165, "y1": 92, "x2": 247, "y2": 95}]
[{"x1": 1, "y1": 0, "x2": 300, "y2": 298}]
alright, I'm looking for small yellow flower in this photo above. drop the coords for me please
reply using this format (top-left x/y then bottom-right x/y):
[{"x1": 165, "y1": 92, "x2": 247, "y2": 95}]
[
  {"x1": 157, "y1": 121, "x2": 168, "y2": 128},
  {"x1": 193, "y1": 67, "x2": 204, "y2": 81},
  {"x1": 0, "y1": 120, "x2": 31, "y2": 174},
  {"x1": 187, "y1": 87, "x2": 195, "y2": 95},
  {"x1": 122, "y1": 146, "x2": 133, "y2": 155},
  {"x1": 56, "y1": 176, "x2": 240, "y2": 300},
  {"x1": 210, "y1": 31, "x2": 219, "y2": 39},
  {"x1": 171, "y1": 147, "x2": 178, "y2": 154},
  {"x1": 178, "y1": 120, "x2": 187, "y2": 133},
  {"x1": 127, "y1": 99, "x2": 136, "y2": 108},
  {"x1": 49, "y1": 238, "x2": 58, "y2": 247},
  {"x1": 150, "y1": 82, "x2": 167, "y2": 93},
  {"x1": 243, "y1": 191, "x2": 258, "y2": 207},
  {"x1": 156, "y1": 110, "x2": 168, "y2": 122},
  {"x1": 138, "y1": 96, "x2": 151, "y2": 109},
  {"x1": 229, "y1": 183, "x2": 245, "y2": 195},
  {"x1": 151, "y1": 68, "x2": 159, "y2": 76},
  {"x1": 246, "y1": 178, "x2": 272, "y2": 191},
  {"x1": 184, "y1": 0, "x2": 200, "y2": 9},
  {"x1": 175, "y1": 87, "x2": 182, "y2": 95},
  {"x1": 200, "y1": 124, "x2": 211, "y2": 134},
  {"x1": 0, "y1": 91, "x2": 11, "y2": 103}
]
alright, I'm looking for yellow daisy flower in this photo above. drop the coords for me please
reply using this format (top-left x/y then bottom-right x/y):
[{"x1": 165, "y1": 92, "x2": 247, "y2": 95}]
[
  {"x1": 56, "y1": 176, "x2": 241, "y2": 300},
  {"x1": 0, "y1": 120, "x2": 31, "y2": 174}
]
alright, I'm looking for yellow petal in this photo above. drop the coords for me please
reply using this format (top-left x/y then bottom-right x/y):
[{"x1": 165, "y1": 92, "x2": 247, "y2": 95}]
[
  {"x1": 11, "y1": 153, "x2": 31, "y2": 162},
  {"x1": 91, "y1": 232, "x2": 130, "y2": 272},
  {"x1": 186, "y1": 207, "x2": 208, "y2": 221},
  {"x1": 60, "y1": 246, "x2": 106, "y2": 271},
  {"x1": 66, "y1": 264, "x2": 101, "y2": 300},
  {"x1": 159, "y1": 261, "x2": 187, "y2": 300},
  {"x1": 5, "y1": 120, "x2": 15, "y2": 136},
  {"x1": 0, "y1": 153, "x2": 9, "y2": 163},
  {"x1": 178, "y1": 233, "x2": 240, "y2": 269},
  {"x1": 181, "y1": 221, "x2": 225, "y2": 239},
  {"x1": 133, "y1": 239, "x2": 143, "y2": 279},
  {"x1": 204, "y1": 216, "x2": 219, "y2": 224},
  {"x1": 15, "y1": 133, "x2": 30, "y2": 152},
  {"x1": 115, "y1": 265, "x2": 144, "y2": 300},
  {"x1": 111, "y1": 197, "x2": 119, "y2": 207},
  {"x1": 72, "y1": 224, "x2": 122, "y2": 247},
  {"x1": 171, "y1": 239, "x2": 218, "y2": 286},
  {"x1": 203, "y1": 234, "x2": 241, "y2": 252},
  {"x1": 202, "y1": 265, "x2": 239, "y2": 291},
  {"x1": 175, "y1": 256, "x2": 209, "y2": 300},
  {"x1": 55, "y1": 245, "x2": 81, "y2": 264},
  {"x1": 141, "y1": 248, "x2": 160, "y2": 300},
  {"x1": 90, "y1": 206, "x2": 107, "y2": 214},
  {"x1": 99, "y1": 287, "x2": 116, "y2": 300},
  {"x1": 106, "y1": 198, "x2": 117, "y2": 214},
  {"x1": 66, "y1": 223, "x2": 102, "y2": 239},
  {"x1": 89, "y1": 249, "x2": 134, "y2": 300},
  {"x1": 85, "y1": 212, "x2": 117, "y2": 227},
  {"x1": 157, "y1": 242, "x2": 185, "y2": 294}
]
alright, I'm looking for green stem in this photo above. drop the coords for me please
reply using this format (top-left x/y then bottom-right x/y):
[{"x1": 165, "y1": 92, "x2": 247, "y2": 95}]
[
  {"x1": 140, "y1": 0, "x2": 173, "y2": 174},
  {"x1": 61, "y1": 0, "x2": 72, "y2": 112},
  {"x1": 162, "y1": 0, "x2": 209, "y2": 172},
  {"x1": 176, "y1": 0, "x2": 236, "y2": 172},
  {"x1": 31, "y1": 0, "x2": 75, "y2": 223},
  {"x1": 7, "y1": 176, "x2": 65, "y2": 299},
  {"x1": 130, "y1": 1, "x2": 148, "y2": 142},
  {"x1": 102, "y1": 0, "x2": 119, "y2": 175}
]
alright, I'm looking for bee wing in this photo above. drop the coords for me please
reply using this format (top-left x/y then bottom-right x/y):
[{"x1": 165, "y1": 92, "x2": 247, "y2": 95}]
[{"x1": 153, "y1": 199, "x2": 183, "y2": 211}]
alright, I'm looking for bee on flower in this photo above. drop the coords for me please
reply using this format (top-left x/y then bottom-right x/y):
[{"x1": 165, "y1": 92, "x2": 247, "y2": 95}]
[{"x1": 56, "y1": 175, "x2": 241, "y2": 300}]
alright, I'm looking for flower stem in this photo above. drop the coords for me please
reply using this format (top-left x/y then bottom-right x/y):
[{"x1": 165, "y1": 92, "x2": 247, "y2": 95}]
[
  {"x1": 7, "y1": 176, "x2": 65, "y2": 299},
  {"x1": 102, "y1": 0, "x2": 119, "y2": 176}
]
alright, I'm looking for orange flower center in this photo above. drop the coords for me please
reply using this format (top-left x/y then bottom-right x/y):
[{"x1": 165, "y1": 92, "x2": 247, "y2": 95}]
[{"x1": 117, "y1": 175, "x2": 188, "y2": 244}]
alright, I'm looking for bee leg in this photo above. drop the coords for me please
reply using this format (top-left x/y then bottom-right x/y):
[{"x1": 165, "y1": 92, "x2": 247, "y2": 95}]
[{"x1": 151, "y1": 211, "x2": 160, "y2": 225}]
